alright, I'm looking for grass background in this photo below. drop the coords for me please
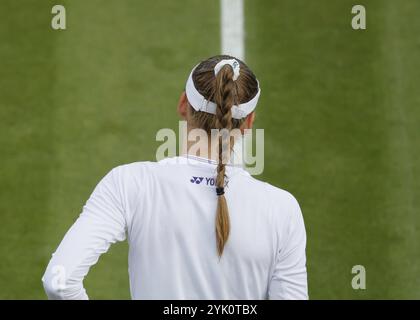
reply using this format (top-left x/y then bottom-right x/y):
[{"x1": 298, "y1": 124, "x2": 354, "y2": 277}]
[{"x1": 0, "y1": 0, "x2": 419, "y2": 299}]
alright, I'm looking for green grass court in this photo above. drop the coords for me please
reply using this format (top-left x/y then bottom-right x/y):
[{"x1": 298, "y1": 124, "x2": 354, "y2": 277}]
[{"x1": 0, "y1": 0, "x2": 419, "y2": 299}]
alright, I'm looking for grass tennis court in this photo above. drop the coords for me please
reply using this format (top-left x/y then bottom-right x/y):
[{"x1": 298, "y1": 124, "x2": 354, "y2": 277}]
[{"x1": 0, "y1": 0, "x2": 419, "y2": 299}]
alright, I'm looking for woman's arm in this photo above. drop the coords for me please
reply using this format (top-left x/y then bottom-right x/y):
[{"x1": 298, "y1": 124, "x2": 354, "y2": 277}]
[
  {"x1": 268, "y1": 195, "x2": 308, "y2": 300},
  {"x1": 42, "y1": 168, "x2": 128, "y2": 299}
]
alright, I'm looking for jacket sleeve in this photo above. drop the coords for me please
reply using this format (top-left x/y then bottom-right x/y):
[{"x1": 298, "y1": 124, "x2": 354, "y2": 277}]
[
  {"x1": 42, "y1": 167, "x2": 128, "y2": 300},
  {"x1": 268, "y1": 195, "x2": 308, "y2": 300}
]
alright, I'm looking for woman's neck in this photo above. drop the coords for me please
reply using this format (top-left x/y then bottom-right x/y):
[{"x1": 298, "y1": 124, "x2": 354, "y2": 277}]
[{"x1": 180, "y1": 129, "x2": 244, "y2": 165}]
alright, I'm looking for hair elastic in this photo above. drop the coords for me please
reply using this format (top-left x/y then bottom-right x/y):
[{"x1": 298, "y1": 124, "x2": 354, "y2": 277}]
[
  {"x1": 214, "y1": 59, "x2": 240, "y2": 81},
  {"x1": 216, "y1": 187, "x2": 225, "y2": 196}
]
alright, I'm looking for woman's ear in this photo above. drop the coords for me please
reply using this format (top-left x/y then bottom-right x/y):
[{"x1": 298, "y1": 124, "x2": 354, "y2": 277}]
[
  {"x1": 177, "y1": 92, "x2": 188, "y2": 119},
  {"x1": 246, "y1": 112, "x2": 255, "y2": 129},
  {"x1": 240, "y1": 112, "x2": 255, "y2": 134}
]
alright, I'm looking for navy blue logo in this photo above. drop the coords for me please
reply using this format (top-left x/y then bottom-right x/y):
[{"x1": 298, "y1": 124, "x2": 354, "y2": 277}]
[
  {"x1": 190, "y1": 176, "x2": 204, "y2": 184},
  {"x1": 190, "y1": 176, "x2": 216, "y2": 186}
]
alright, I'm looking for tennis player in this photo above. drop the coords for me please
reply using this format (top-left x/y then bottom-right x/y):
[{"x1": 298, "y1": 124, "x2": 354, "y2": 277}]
[{"x1": 42, "y1": 55, "x2": 308, "y2": 300}]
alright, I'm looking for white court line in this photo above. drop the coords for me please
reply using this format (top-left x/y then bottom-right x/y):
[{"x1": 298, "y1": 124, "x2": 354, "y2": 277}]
[
  {"x1": 221, "y1": 0, "x2": 246, "y2": 166},
  {"x1": 220, "y1": 0, "x2": 245, "y2": 60}
]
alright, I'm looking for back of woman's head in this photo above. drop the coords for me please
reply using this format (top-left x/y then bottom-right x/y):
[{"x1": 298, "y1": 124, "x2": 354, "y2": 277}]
[
  {"x1": 190, "y1": 55, "x2": 259, "y2": 133},
  {"x1": 185, "y1": 55, "x2": 260, "y2": 257}
]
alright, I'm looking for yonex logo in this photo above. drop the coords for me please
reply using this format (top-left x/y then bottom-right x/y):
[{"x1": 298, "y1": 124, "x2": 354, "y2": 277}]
[
  {"x1": 190, "y1": 176, "x2": 217, "y2": 186},
  {"x1": 190, "y1": 176, "x2": 204, "y2": 184}
]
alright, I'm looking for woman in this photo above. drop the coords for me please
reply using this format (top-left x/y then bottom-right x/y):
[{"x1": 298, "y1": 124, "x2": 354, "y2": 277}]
[{"x1": 42, "y1": 55, "x2": 308, "y2": 300}]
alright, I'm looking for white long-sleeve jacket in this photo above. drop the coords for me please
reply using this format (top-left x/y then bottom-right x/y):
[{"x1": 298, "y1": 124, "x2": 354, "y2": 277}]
[{"x1": 42, "y1": 156, "x2": 308, "y2": 299}]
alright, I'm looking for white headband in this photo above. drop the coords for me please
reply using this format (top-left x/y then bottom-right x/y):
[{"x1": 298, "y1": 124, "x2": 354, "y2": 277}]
[{"x1": 185, "y1": 59, "x2": 261, "y2": 120}]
